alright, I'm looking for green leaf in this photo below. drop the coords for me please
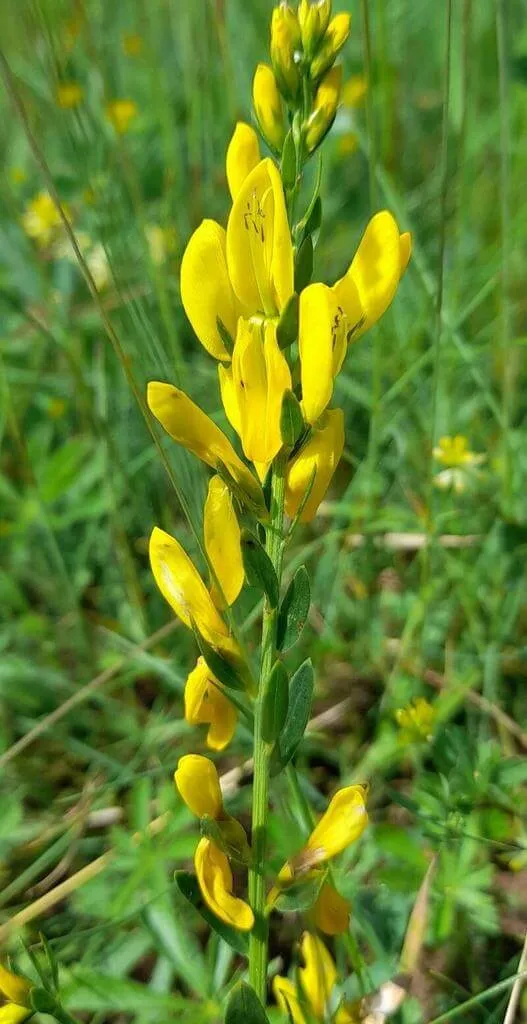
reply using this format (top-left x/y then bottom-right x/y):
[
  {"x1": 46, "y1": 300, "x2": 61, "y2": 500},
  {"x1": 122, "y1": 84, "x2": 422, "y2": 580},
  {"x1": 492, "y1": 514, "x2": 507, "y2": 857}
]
[
  {"x1": 294, "y1": 234, "x2": 313, "y2": 292},
  {"x1": 200, "y1": 814, "x2": 251, "y2": 865},
  {"x1": 281, "y1": 129, "x2": 297, "y2": 190},
  {"x1": 304, "y1": 194, "x2": 322, "y2": 240},
  {"x1": 271, "y1": 659, "x2": 314, "y2": 775},
  {"x1": 262, "y1": 660, "x2": 289, "y2": 743},
  {"x1": 277, "y1": 566, "x2": 311, "y2": 651},
  {"x1": 191, "y1": 622, "x2": 250, "y2": 694},
  {"x1": 30, "y1": 989, "x2": 57, "y2": 1015},
  {"x1": 241, "y1": 529, "x2": 279, "y2": 608},
  {"x1": 274, "y1": 872, "x2": 325, "y2": 913},
  {"x1": 276, "y1": 292, "x2": 299, "y2": 349},
  {"x1": 225, "y1": 981, "x2": 270, "y2": 1024},
  {"x1": 175, "y1": 872, "x2": 249, "y2": 957},
  {"x1": 280, "y1": 390, "x2": 305, "y2": 448}
]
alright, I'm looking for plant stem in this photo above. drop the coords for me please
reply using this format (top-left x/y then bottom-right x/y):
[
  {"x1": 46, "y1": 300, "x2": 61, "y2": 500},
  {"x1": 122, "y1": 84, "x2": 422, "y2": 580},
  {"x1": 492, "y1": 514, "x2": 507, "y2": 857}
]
[{"x1": 249, "y1": 451, "x2": 287, "y2": 1001}]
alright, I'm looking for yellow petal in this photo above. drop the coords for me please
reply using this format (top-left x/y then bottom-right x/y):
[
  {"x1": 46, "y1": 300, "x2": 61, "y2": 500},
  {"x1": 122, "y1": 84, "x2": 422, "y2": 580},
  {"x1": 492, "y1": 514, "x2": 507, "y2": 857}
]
[
  {"x1": 298, "y1": 932, "x2": 337, "y2": 1020},
  {"x1": 306, "y1": 785, "x2": 368, "y2": 863},
  {"x1": 270, "y1": 5, "x2": 301, "y2": 98},
  {"x1": 218, "y1": 363, "x2": 242, "y2": 437},
  {"x1": 180, "y1": 220, "x2": 238, "y2": 361},
  {"x1": 333, "y1": 211, "x2": 401, "y2": 338},
  {"x1": 184, "y1": 657, "x2": 237, "y2": 750},
  {"x1": 204, "y1": 475, "x2": 244, "y2": 607},
  {"x1": 194, "y1": 837, "x2": 254, "y2": 931},
  {"x1": 147, "y1": 382, "x2": 266, "y2": 517},
  {"x1": 174, "y1": 753, "x2": 224, "y2": 818},
  {"x1": 0, "y1": 967, "x2": 31, "y2": 1007},
  {"x1": 226, "y1": 158, "x2": 294, "y2": 317},
  {"x1": 226, "y1": 122, "x2": 261, "y2": 201},
  {"x1": 305, "y1": 65, "x2": 342, "y2": 153},
  {"x1": 272, "y1": 976, "x2": 306, "y2": 1024},
  {"x1": 312, "y1": 881, "x2": 351, "y2": 935},
  {"x1": 299, "y1": 282, "x2": 339, "y2": 425},
  {"x1": 399, "y1": 230, "x2": 412, "y2": 276},
  {"x1": 253, "y1": 64, "x2": 286, "y2": 152},
  {"x1": 310, "y1": 12, "x2": 351, "y2": 78},
  {"x1": 0, "y1": 1005, "x2": 31, "y2": 1024},
  {"x1": 285, "y1": 408, "x2": 344, "y2": 523},
  {"x1": 231, "y1": 319, "x2": 291, "y2": 464}
]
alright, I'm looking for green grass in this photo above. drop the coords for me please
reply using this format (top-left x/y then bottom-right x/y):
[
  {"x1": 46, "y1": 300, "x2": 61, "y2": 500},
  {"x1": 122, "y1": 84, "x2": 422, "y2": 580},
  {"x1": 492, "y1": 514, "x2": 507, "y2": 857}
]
[{"x1": 1, "y1": 0, "x2": 527, "y2": 1022}]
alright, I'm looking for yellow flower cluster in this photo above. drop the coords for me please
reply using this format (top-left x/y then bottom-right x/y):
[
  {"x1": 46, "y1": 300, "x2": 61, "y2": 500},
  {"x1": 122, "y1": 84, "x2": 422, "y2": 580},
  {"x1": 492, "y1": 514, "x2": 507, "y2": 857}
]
[
  {"x1": 433, "y1": 435, "x2": 485, "y2": 493},
  {"x1": 0, "y1": 964, "x2": 32, "y2": 1024},
  {"x1": 395, "y1": 697, "x2": 436, "y2": 743}
]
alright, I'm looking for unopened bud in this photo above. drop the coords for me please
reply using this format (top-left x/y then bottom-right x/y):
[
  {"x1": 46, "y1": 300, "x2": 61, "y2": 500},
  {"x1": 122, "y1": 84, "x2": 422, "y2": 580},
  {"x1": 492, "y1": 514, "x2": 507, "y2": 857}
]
[
  {"x1": 304, "y1": 65, "x2": 342, "y2": 152},
  {"x1": 252, "y1": 63, "x2": 287, "y2": 151},
  {"x1": 310, "y1": 12, "x2": 351, "y2": 79},
  {"x1": 270, "y1": 3, "x2": 301, "y2": 100},
  {"x1": 298, "y1": 0, "x2": 332, "y2": 56}
]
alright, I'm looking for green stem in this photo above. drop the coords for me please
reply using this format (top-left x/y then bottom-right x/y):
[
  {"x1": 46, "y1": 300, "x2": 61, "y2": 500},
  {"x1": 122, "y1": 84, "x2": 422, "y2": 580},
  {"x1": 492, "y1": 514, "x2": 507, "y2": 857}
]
[{"x1": 249, "y1": 451, "x2": 287, "y2": 1001}]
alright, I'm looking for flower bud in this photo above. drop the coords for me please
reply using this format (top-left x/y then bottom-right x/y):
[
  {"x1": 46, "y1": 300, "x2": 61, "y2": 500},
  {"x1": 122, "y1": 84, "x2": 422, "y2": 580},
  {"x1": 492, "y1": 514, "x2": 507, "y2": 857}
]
[
  {"x1": 174, "y1": 754, "x2": 224, "y2": 819},
  {"x1": 298, "y1": 0, "x2": 332, "y2": 55},
  {"x1": 270, "y1": 4, "x2": 301, "y2": 101},
  {"x1": 252, "y1": 63, "x2": 287, "y2": 152},
  {"x1": 305, "y1": 65, "x2": 342, "y2": 152},
  {"x1": 310, "y1": 12, "x2": 351, "y2": 79}
]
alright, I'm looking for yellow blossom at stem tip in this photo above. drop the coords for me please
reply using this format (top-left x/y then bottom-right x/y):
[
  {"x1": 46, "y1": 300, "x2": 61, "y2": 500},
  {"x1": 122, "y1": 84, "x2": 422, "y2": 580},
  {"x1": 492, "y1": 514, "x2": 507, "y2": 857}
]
[
  {"x1": 184, "y1": 657, "x2": 237, "y2": 751},
  {"x1": 174, "y1": 753, "x2": 224, "y2": 819},
  {"x1": 270, "y1": 4, "x2": 301, "y2": 100},
  {"x1": 305, "y1": 65, "x2": 342, "y2": 153},
  {"x1": 194, "y1": 837, "x2": 254, "y2": 931},
  {"x1": 310, "y1": 12, "x2": 351, "y2": 79}
]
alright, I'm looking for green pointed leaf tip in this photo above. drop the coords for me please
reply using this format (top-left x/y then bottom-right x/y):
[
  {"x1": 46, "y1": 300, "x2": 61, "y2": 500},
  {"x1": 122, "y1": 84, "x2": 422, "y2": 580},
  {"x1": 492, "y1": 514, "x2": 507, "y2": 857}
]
[
  {"x1": 272, "y1": 659, "x2": 314, "y2": 775},
  {"x1": 191, "y1": 622, "x2": 248, "y2": 693},
  {"x1": 241, "y1": 529, "x2": 280, "y2": 608},
  {"x1": 305, "y1": 194, "x2": 322, "y2": 240},
  {"x1": 262, "y1": 660, "x2": 289, "y2": 743},
  {"x1": 277, "y1": 566, "x2": 311, "y2": 651},
  {"x1": 225, "y1": 981, "x2": 270, "y2": 1024},
  {"x1": 281, "y1": 129, "x2": 297, "y2": 190},
  {"x1": 294, "y1": 234, "x2": 314, "y2": 292},
  {"x1": 175, "y1": 872, "x2": 249, "y2": 957},
  {"x1": 277, "y1": 292, "x2": 299, "y2": 349},
  {"x1": 280, "y1": 390, "x2": 305, "y2": 448}
]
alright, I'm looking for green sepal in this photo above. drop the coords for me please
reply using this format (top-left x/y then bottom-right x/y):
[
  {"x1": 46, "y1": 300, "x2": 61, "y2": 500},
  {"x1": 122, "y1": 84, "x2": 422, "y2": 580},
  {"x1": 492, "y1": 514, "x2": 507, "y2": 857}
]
[
  {"x1": 241, "y1": 529, "x2": 280, "y2": 608},
  {"x1": 30, "y1": 988, "x2": 57, "y2": 1015},
  {"x1": 281, "y1": 129, "x2": 297, "y2": 191},
  {"x1": 276, "y1": 292, "x2": 299, "y2": 350},
  {"x1": 191, "y1": 621, "x2": 252, "y2": 696},
  {"x1": 274, "y1": 871, "x2": 325, "y2": 914},
  {"x1": 215, "y1": 459, "x2": 269, "y2": 523},
  {"x1": 262, "y1": 660, "x2": 289, "y2": 743},
  {"x1": 175, "y1": 871, "x2": 249, "y2": 957},
  {"x1": 216, "y1": 316, "x2": 234, "y2": 356},
  {"x1": 280, "y1": 390, "x2": 305, "y2": 448},
  {"x1": 271, "y1": 659, "x2": 314, "y2": 775},
  {"x1": 225, "y1": 981, "x2": 270, "y2": 1024},
  {"x1": 294, "y1": 234, "x2": 314, "y2": 292},
  {"x1": 304, "y1": 194, "x2": 322, "y2": 242},
  {"x1": 277, "y1": 566, "x2": 311, "y2": 651},
  {"x1": 200, "y1": 814, "x2": 251, "y2": 866}
]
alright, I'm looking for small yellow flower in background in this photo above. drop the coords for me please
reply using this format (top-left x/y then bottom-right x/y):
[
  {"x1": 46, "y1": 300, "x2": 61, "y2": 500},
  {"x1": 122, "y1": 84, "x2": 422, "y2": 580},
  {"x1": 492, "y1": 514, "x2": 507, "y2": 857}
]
[
  {"x1": 122, "y1": 32, "x2": 143, "y2": 57},
  {"x1": 105, "y1": 99, "x2": 138, "y2": 134},
  {"x1": 56, "y1": 81, "x2": 83, "y2": 109},
  {"x1": 86, "y1": 242, "x2": 111, "y2": 290},
  {"x1": 194, "y1": 837, "x2": 254, "y2": 930},
  {"x1": 336, "y1": 132, "x2": 359, "y2": 158},
  {"x1": 184, "y1": 658, "x2": 237, "y2": 750},
  {"x1": 204, "y1": 475, "x2": 244, "y2": 608},
  {"x1": 305, "y1": 64, "x2": 342, "y2": 152},
  {"x1": 21, "y1": 191, "x2": 63, "y2": 247},
  {"x1": 395, "y1": 697, "x2": 436, "y2": 743},
  {"x1": 175, "y1": 753, "x2": 224, "y2": 819},
  {"x1": 0, "y1": 963, "x2": 32, "y2": 1024},
  {"x1": 145, "y1": 224, "x2": 177, "y2": 266},
  {"x1": 10, "y1": 167, "x2": 27, "y2": 185},
  {"x1": 285, "y1": 408, "x2": 344, "y2": 523},
  {"x1": 47, "y1": 397, "x2": 67, "y2": 420},
  {"x1": 311, "y1": 880, "x2": 351, "y2": 935},
  {"x1": 225, "y1": 122, "x2": 261, "y2": 201},
  {"x1": 342, "y1": 74, "x2": 367, "y2": 108},
  {"x1": 433, "y1": 435, "x2": 485, "y2": 493},
  {"x1": 252, "y1": 63, "x2": 286, "y2": 152}
]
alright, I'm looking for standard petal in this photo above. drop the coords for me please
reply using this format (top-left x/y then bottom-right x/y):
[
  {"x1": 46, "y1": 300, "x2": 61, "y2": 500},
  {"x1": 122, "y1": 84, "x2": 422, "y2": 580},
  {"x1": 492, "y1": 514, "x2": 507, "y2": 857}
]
[
  {"x1": 184, "y1": 657, "x2": 237, "y2": 751},
  {"x1": 229, "y1": 319, "x2": 291, "y2": 464},
  {"x1": 180, "y1": 219, "x2": 238, "y2": 361},
  {"x1": 194, "y1": 837, "x2": 254, "y2": 931},
  {"x1": 285, "y1": 408, "x2": 345, "y2": 522},
  {"x1": 334, "y1": 211, "x2": 401, "y2": 339},
  {"x1": 299, "y1": 282, "x2": 335, "y2": 425},
  {"x1": 174, "y1": 753, "x2": 224, "y2": 819},
  {"x1": 306, "y1": 784, "x2": 368, "y2": 862},
  {"x1": 204, "y1": 475, "x2": 244, "y2": 607},
  {"x1": 226, "y1": 122, "x2": 260, "y2": 200}
]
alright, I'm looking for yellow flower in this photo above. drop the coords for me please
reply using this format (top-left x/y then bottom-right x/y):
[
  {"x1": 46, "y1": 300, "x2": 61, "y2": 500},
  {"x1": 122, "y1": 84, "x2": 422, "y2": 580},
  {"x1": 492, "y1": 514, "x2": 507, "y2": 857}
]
[
  {"x1": 180, "y1": 220, "x2": 239, "y2": 361},
  {"x1": 311, "y1": 881, "x2": 351, "y2": 935},
  {"x1": 226, "y1": 158, "x2": 294, "y2": 318},
  {"x1": 433, "y1": 435, "x2": 485, "y2": 493},
  {"x1": 194, "y1": 837, "x2": 254, "y2": 930},
  {"x1": 299, "y1": 283, "x2": 348, "y2": 426},
  {"x1": 0, "y1": 964, "x2": 32, "y2": 1024},
  {"x1": 274, "y1": 933, "x2": 358, "y2": 1024},
  {"x1": 278, "y1": 784, "x2": 367, "y2": 883},
  {"x1": 105, "y1": 99, "x2": 138, "y2": 134},
  {"x1": 273, "y1": 976, "x2": 306, "y2": 1024},
  {"x1": 395, "y1": 697, "x2": 436, "y2": 743},
  {"x1": 145, "y1": 224, "x2": 177, "y2": 266},
  {"x1": 305, "y1": 65, "x2": 342, "y2": 153},
  {"x1": 204, "y1": 475, "x2": 244, "y2": 608},
  {"x1": 56, "y1": 81, "x2": 83, "y2": 109},
  {"x1": 175, "y1": 753, "x2": 224, "y2": 818},
  {"x1": 184, "y1": 658, "x2": 237, "y2": 750},
  {"x1": 270, "y1": 4, "x2": 301, "y2": 99},
  {"x1": 21, "y1": 191, "x2": 62, "y2": 247},
  {"x1": 310, "y1": 13, "x2": 351, "y2": 79},
  {"x1": 298, "y1": 0, "x2": 331, "y2": 54},
  {"x1": 342, "y1": 74, "x2": 367, "y2": 108},
  {"x1": 226, "y1": 122, "x2": 261, "y2": 201},
  {"x1": 122, "y1": 32, "x2": 143, "y2": 57},
  {"x1": 285, "y1": 408, "x2": 344, "y2": 523},
  {"x1": 147, "y1": 382, "x2": 266, "y2": 517},
  {"x1": 218, "y1": 319, "x2": 291, "y2": 465},
  {"x1": 252, "y1": 64, "x2": 286, "y2": 153}
]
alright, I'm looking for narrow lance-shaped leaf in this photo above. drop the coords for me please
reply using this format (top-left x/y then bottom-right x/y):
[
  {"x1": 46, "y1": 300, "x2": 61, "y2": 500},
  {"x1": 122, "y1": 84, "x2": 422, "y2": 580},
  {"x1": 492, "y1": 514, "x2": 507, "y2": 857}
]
[
  {"x1": 241, "y1": 529, "x2": 280, "y2": 608},
  {"x1": 280, "y1": 390, "x2": 305, "y2": 448},
  {"x1": 175, "y1": 872, "x2": 249, "y2": 958},
  {"x1": 276, "y1": 292, "x2": 299, "y2": 350},
  {"x1": 225, "y1": 981, "x2": 270, "y2": 1024},
  {"x1": 294, "y1": 234, "x2": 314, "y2": 292},
  {"x1": 271, "y1": 659, "x2": 314, "y2": 775},
  {"x1": 261, "y1": 660, "x2": 289, "y2": 743},
  {"x1": 281, "y1": 129, "x2": 297, "y2": 191},
  {"x1": 277, "y1": 566, "x2": 311, "y2": 651}
]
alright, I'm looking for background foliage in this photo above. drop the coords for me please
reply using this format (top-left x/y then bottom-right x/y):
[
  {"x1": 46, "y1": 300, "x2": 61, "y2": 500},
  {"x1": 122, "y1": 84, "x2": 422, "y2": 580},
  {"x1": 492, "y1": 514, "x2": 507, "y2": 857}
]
[{"x1": 1, "y1": 0, "x2": 526, "y2": 1021}]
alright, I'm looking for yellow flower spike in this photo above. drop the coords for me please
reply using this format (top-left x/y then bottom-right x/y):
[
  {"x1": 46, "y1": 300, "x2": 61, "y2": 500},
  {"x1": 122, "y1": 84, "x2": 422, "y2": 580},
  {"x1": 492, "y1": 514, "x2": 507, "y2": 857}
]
[
  {"x1": 180, "y1": 220, "x2": 239, "y2": 361},
  {"x1": 305, "y1": 65, "x2": 343, "y2": 153},
  {"x1": 299, "y1": 282, "x2": 348, "y2": 425},
  {"x1": 310, "y1": 12, "x2": 352, "y2": 79},
  {"x1": 285, "y1": 408, "x2": 344, "y2": 523},
  {"x1": 298, "y1": 932, "x2": 337, "y2": 1020},
  {"x1": 227, "y1": 158, "x2": 294, "y2": 318},
  {"x1": 174, "y1": 753, "x2": 224, "y2": 818},
  {"x1": 105, "y1": 99, "x2": 138, "y2": 134},
  {"x1": 194, "y1": 837, "x2": 254, "y2": 931},
  {"x1": 253, "y1": 64, "x2": 287, "y2": 153},
  {"x1": 184, "y1": 658, "x2": 237, "y2": 751},
  {"x1": 298, "y1": 0, "x2": 332, "y2": 54},
  {"x1": 304, "y1": 784, "x2": 368, "y2": 866},
  {"x1": 273, "y1": 976, "x2": 306, "y2": 1024},
  {"x1": 56, "y1": 81, "x2": 83, "y2": 108},
  {"x1": 226, "y1": 122, "x2": 261, "y2": 200},
  {"x1": 311, "y1": 881, "x2": 351, "y2": 935},
  {"x1": 332, "y1": 210, "x2": 404, "y2": 340},
  {"x1": 270, "y1": 4, "x2": 301, "y2": 100},
  {"x1": 222, "y1": 319, "x2": 292, "y2": 464},
  {"x1": 204, "y1": 475, "x2": 244, "y2": 608},
  {"x1": 147, "y1": 382, "x2": 267, "y2": 517}
]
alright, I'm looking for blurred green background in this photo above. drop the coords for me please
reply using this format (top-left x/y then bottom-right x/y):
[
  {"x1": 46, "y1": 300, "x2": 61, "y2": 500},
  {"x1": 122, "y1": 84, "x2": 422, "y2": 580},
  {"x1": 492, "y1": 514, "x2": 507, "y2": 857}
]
[{"x1": 1, "y1": 0, "x2": 527, "y2": 1021}]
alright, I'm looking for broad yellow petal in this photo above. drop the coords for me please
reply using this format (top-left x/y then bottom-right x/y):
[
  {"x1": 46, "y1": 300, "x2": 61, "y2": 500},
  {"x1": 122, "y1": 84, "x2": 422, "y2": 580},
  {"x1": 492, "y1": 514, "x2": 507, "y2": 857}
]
[
  {"x1": 231, "y1": 319, "x2": 291, "y2": 463},
  {"x1": 299, "y1": 282, "x2": 336, "y2": 425},
  {"x1": 306, "y1": 785, "x2": 368, "y2": 863},
  {"x1": 194, "y1": 837, "x2": 254, "y2": 931},
  {"x1": 298, "y1": 932, "x2": 337, "y2": 1020},
  {"x1": 184, "y1": 657, "x2": 237, "y2": 750},
  {"x1": 0, "y1": 967, "x2": 31, "y2": 1007},
  {"x1": 226, "y1": 158, "x2": 294, "y2": 317},
  {"x1": 334, "y1": 211, "x2": 401, "y2": 339},
  {"x1": 226, "y1": 122, "x2": 260, "y2": 200},
  {"x1": 174, "y1": 753, "x2": 223, "y2": 818},
  {"x1": 253, "y1": 64, "x2": 286, "y2": 152},
  {"x1": 312, "y1": 881, "x2": 351, "y2": 935},
  {"x1": 285, "y1": 408, "x2": 344, "y2": 522},
  {"x1": 204, "y1": 475, "x2": 244, "y2": 607},
  {"x1": 180, "y1": 219, "x2": 238, "y2": 361},
  {"x1": 272, "y1": 976, "x2": 306, "y2": 1024}
]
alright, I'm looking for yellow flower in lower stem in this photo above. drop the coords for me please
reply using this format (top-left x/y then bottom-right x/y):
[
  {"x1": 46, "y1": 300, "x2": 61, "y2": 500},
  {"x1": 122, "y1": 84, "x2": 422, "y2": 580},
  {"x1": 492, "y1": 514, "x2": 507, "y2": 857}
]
[
  {"x1": 253, "y1": 63, "x2": 286, "y2": 152},
  {"x1": 175, "y1": 753, "x2": 224, "y2": 818},
  {"x1": 194, "y1": 837, "x2": 254, "y2": 931},
  {"x1": 56, "y1": 81, "x2": 83, "y2": 108},
  {"x1": 184, "y1": 658, "x2": 237, "y2": 750},
  {"x1": 204, "y1": 475, "x2": 244, "y2": 608},
  {"x1": 21, "y1": 191, "x2": 62, "y2": 247},
  {"x1": 305, "y1": 65, "x2": 342, "y2": 153},
  {"x1": 147, "y1": 382, "x2": 266, "y2": 518},
  {"x1": 278, "y1": 784, "x2": 367, "y2": 884},
  {"x1": 274, "y1": 932, "x2": 358, "y2": 1024},
  {"x1": 105, "y1": 99, "x2": 138, "y2": 134},
  {"x1": 311, "y1": 881, "x2": 351, "y2": 935},
  {"x1": 226, "y1": 122, "x2": 261, "y2": 201},
  {"x1": 285, "y1": 408, "x2": 344, "y2": 523},
  {"x1": 0, "y1": 965, "x2": 32, "y2": 1024},
  {"x1": 219, "y1": 319, "x2": 291, "y2": 465},
  {"x1": 273, "y1": 976, "x2": 305, "y2": 1024}
]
